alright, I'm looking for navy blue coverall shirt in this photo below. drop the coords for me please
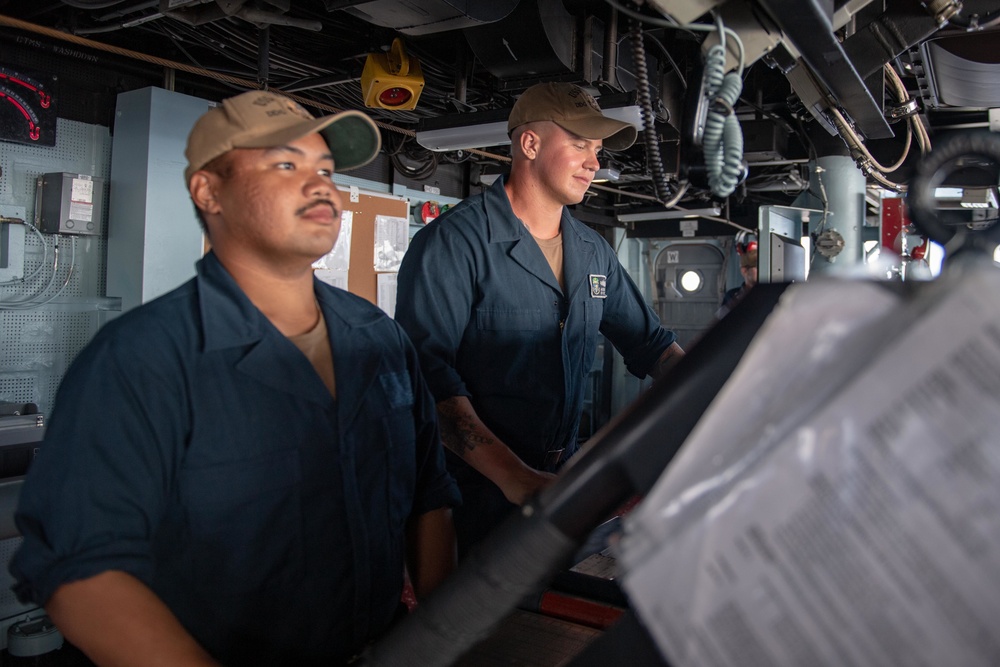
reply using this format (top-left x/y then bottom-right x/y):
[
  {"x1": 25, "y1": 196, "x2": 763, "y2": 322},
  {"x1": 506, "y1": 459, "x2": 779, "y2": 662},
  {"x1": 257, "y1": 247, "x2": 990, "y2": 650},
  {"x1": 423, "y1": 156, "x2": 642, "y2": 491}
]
[
  {"x1": 12, "y1": 252, "x2": 460, "y2": 666},
  {"x1": 395, "y1": 177, "x2": 676, "y2": 547}
]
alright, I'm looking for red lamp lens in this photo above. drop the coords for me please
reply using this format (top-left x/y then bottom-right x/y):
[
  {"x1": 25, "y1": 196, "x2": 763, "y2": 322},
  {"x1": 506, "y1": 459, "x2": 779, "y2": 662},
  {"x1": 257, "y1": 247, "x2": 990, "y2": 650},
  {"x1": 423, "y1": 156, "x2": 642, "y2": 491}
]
[{"x1": 378, "y1": 87, "x2": 412, "y2": 107}]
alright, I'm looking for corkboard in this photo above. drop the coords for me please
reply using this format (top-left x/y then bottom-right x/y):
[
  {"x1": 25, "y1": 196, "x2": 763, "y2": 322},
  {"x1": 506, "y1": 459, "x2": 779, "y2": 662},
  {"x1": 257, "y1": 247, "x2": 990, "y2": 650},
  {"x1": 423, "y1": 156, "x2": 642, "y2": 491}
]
[{"x1": 338, "y1": 187, "x2": 409, "y2": 305}]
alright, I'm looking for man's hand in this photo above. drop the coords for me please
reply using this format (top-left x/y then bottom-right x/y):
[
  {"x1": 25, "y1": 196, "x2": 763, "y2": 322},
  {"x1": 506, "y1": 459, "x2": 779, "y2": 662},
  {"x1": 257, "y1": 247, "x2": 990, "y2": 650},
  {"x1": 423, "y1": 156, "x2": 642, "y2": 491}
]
[{"x1": 497, "y1": 465, "x2": 557, "y2": 505}]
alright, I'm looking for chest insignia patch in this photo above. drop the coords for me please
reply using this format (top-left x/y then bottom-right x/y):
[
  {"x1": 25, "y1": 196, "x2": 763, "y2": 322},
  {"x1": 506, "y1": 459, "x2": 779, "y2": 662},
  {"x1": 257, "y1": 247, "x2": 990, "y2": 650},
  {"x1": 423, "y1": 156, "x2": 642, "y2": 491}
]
[
  {"x1": 380, "y1": 372, "x2": 414, "y2": 409},
  {"x1": 589, "y1": 274, "x2": 607, "y2": 299}
]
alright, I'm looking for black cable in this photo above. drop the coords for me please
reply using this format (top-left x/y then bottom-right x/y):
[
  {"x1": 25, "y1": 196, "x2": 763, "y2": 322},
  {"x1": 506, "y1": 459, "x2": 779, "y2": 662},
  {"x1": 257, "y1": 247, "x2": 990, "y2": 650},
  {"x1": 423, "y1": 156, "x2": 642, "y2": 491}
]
[
  {"x1": 391, "y1": 152, "x2": 438, "y2": 180},
  {"x1": 629, "y1": 19, "x2": 673, "y2": 204},
  {"x1": 640, "y1": 30, "x2": 686, "y2": 90},
  {"x1": 388, "y1": 136, "x2": 439, "y2": 180}
]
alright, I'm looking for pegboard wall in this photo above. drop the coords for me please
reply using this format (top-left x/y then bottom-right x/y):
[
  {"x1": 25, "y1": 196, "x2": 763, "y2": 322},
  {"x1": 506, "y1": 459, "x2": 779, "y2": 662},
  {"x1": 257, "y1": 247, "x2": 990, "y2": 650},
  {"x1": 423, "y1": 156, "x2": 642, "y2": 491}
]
[
  {"x1": 0, "y1": 536, "x2": 33, "y2": 618},
  {"x1": 1, "y1": 118, "x2": 113, "y2": 415}
]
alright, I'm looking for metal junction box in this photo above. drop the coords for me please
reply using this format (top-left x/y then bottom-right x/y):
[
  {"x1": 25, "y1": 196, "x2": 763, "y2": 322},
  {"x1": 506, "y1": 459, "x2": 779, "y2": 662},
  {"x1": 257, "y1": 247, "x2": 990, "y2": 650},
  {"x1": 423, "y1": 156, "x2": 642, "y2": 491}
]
[{"x1": 35, "y1": 172, "x2": 105, "y2": 236}]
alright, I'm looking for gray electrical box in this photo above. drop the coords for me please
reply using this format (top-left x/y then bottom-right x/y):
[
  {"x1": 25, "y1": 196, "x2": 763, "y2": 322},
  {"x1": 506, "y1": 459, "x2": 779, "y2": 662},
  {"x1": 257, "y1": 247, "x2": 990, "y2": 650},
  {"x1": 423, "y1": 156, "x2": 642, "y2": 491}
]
[{"x1": 34, "y1": 172, "x2": 105, "y2": 236}]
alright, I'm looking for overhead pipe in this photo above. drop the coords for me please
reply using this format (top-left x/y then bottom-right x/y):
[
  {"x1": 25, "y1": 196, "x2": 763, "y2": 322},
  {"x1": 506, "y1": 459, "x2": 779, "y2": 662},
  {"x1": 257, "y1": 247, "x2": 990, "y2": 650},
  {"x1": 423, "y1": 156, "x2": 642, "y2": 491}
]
[{"x1": 602, "y1": 3, "x2": 618, "y2": 88}]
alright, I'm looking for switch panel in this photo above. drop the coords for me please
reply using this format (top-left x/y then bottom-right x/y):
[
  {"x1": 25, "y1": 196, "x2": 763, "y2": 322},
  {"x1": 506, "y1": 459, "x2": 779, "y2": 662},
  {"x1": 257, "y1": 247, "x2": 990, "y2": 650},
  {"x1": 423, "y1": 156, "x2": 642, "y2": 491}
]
[{"x1": 34, "y1": 172, "x2": 105, "y2": 236}]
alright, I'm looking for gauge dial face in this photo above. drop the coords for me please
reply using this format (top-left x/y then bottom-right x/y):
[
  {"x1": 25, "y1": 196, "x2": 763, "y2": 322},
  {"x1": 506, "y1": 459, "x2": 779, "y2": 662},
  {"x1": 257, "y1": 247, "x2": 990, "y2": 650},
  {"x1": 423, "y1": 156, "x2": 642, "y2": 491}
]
[{"x1": 0, "y1": 67, "x2": 56, "y2": 147}]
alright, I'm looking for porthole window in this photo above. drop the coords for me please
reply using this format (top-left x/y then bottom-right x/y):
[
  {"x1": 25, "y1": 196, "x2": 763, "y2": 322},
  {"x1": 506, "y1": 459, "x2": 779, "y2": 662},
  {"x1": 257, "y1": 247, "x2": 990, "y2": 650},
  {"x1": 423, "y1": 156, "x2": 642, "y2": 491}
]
[{"x1": 680, "y1": 270, "x2": 703, "y2": 293}]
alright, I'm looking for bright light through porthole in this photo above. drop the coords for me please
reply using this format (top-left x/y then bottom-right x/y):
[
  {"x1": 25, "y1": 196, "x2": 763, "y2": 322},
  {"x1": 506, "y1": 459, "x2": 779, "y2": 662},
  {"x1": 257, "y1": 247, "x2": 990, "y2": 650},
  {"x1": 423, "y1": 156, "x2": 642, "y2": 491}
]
[{"x1": 680, "y1": 270, "x2": 702, "y2": 293}]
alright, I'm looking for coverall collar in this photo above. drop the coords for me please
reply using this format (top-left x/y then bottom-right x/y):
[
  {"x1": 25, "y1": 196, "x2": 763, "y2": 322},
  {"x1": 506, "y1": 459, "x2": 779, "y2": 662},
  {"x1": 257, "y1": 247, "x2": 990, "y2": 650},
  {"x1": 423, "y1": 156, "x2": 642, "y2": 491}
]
[
  {"x1": 483, "y1": 176, "x2": 597, "y2": 299},
  {"x1": 196, "y1": 251, "x2": 384, "y2": 420}
]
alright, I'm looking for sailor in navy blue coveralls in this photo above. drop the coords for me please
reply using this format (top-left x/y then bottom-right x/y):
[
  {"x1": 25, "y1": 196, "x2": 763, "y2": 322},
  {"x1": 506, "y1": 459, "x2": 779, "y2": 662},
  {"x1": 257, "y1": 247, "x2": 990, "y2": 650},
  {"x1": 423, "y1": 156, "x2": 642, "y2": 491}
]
[
  {"x1": 12, "y1": 253, "x2": 460, "y2": 665},
  {"x1": 11, "y1": 91, "x2": 459, "y2": 667},
  {"x1": 396, "y1": 176, "x2": 678, "y2": 553}
]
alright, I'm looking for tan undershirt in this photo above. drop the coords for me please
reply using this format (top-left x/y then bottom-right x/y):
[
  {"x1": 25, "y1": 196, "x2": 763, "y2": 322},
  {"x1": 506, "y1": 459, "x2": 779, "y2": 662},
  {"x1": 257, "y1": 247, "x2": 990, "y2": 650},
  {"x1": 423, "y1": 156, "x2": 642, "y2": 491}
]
[
  {"x1": 533, "y1": 231, "x2": 565, "y2": 293},
  {"x1": 288, "y1": 309, "x2": 336, "y2": 399}
]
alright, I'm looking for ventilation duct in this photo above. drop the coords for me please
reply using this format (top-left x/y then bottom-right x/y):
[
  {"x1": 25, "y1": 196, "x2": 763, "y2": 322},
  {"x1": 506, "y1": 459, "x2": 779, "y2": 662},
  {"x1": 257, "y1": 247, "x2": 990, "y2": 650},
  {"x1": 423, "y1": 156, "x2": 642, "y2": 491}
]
[{"x1": 463, "y1": 0, "x2": 576, "y2": 85}]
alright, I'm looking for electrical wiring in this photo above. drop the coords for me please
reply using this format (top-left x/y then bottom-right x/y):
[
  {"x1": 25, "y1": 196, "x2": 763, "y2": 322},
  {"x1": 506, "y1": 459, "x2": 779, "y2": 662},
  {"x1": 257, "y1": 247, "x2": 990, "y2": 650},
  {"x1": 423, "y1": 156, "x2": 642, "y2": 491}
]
[
  {"x1": 883, "y1": 63, "x2": 931, "y2": 155},
  {"x1": 96, "y1": 1, "x2": 158, "y2": 22},
  {"x1": 382, "y1": 131, "x2": 408, "y2": 157},
  {"x1": 603, "y1": 0, "x2": 680, "y2": 29},
  {"x1": 392, "y1": 152, "x2": 438, "y2": 180},
  {"x1": 812, "y1": 165, "x2": 831, "y2": 235},
  {"x1": 607, "y1": 3, "x2": 746, "y2": 200},
  {"x1": 8, "y1": 240, "x2": 60, "y2": 306},
  {"x1": 588, "y1": 182, "x2": 673, "y2": 203},
  {"x1": 0, "y1": 236, "x2": 76, "y2": 310},
  {"x1": 0, "y1": 221, "x2": 48, "y2": 287},
  {"x1": 659, "y1": 181, "x2": 691, "y2": 208},
  {"x1": 3, "y1": 5, "x2": 821, "y2": 209},
  {"x1": 384, "y1": 133, "x2": 439, "y2": 180},
  {"x1": 440, "y1": 151, "x2": 473, "y2": 165},
  {"x1": 829, "y1": 107, "x2": 899, "y2": 173},
  {"x1": 700, "y1": 215, "x2": 755, "y2": 234},
  {"x1": 629, "y1": 19, "x2": 674, "y2": 204},
  {"x1": 827, "y1": 106, "x2": 910, "y2": 193},
  {"x1": 867, "y1": 168, "x2": 907, "y2": 193},
  {"x1": 602, "y1": 0, "x2": 744, "y2": 67},
  {"x1": 883, "y1": 123, "x2": 913, "y2": 173},
  {"x1": 60, "y1": 0, "x2": 130, "y2": 9},
  {"x1": 737, "y1": 95, "x2": 797, "y2": 136},
  {"x1": 144, "y1": 18, "x2": 338, "y2": 91},
  {"x1": 637, "y1": 30, "x2": 687, "y2": 89},
  {"x1": 743, "y1": 169, "x2": 808, "y2": 194},
  {"x1": 825, "y1": 62, "x2": 930, "y2": 188},
  {"x1": 21, "y1": 237, "x2": 77, "y2": 309},
  {"x1": 701, "y1": 15, "x2": 745, "y2": 198}
]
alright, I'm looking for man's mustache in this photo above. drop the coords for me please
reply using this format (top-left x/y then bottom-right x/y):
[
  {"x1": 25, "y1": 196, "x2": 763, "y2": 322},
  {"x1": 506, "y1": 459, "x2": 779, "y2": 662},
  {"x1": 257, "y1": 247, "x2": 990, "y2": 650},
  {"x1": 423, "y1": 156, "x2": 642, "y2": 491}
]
[{"x1": 297, "y1": 200, "x2": 340, "y2": 218}]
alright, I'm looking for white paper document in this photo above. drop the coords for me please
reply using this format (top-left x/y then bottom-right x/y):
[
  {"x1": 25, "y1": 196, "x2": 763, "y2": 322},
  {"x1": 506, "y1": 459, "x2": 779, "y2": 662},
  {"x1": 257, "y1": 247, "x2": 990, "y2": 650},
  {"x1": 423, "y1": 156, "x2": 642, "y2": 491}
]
[
  {"x1": 314, "y1": 269, "x2": 348, "y2": 291},
  {"x1": 621, "y1": 263, "x2": 1000, "y2": 667},
  {"x1": 374, "y1": 215, "x2": 408, "y2": 272},
  {"x1": 377, "y1": 272, "x2": 397, "y2": 317},
  {"x1": 313, "y1": 210, "x2": 353, "y2": 273}
]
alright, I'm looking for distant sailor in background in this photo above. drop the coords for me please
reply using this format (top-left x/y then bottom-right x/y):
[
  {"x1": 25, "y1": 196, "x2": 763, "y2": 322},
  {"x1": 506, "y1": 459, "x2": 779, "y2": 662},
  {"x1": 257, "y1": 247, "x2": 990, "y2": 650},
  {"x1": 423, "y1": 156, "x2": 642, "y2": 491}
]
[{"x1": 718, "y1": 237, "x2": 759, "y2": 318}]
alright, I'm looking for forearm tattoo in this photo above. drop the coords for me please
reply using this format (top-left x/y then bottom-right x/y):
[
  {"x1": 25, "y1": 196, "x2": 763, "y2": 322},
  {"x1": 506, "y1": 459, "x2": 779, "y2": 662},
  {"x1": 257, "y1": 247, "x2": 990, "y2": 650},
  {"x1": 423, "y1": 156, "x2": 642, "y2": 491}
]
[{"x1": 437, "y1": 400, "x2": 496, "y2": 458}]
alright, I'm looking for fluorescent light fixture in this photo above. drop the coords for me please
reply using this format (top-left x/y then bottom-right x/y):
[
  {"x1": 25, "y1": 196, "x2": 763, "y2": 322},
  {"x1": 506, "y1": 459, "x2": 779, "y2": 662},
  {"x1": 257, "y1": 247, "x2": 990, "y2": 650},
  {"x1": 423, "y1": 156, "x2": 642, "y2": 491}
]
[
  {"x1": 960, "y1": 187, "x2": 998, "y2": 209},
  {"x1": 934, "y1": 187, "x2": 963, "y2": 199},
  {"x1": 617, "y1": 206, "x2": 722, "y2": 222},
  {"x1": 415, "y1": 104, "x2": 644, "y2": 153},
  {"x1": 933, "y1": 186, "x2": 999, "y2": 209},
  {"x1": 416, "y1": 120, "x2": 511, "y2": 152}
]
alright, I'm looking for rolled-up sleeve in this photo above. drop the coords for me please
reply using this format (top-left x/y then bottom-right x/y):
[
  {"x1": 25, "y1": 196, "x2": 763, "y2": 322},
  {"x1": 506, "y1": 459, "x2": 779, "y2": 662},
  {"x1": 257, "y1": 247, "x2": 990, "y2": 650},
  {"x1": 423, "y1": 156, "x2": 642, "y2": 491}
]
[
  {"x1": 599, "y1": 253, "x2": 677, "y2": 379},
  {"x1": 395, "y1": 219, "x2": 477, "y2": 403},
  {"x1": 400, "y1": 327, "x2": 462, "y2": 515},
  {"x1": 11, "y1": 335, "x2": 182, "y2": 606}
]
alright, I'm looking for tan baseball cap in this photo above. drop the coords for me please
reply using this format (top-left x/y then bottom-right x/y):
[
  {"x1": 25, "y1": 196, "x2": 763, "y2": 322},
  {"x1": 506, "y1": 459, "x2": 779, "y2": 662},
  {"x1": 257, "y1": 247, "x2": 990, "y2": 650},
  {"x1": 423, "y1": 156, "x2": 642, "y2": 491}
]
[
  {"x1": 184, "y1": 90, "x2": 381, "y2": 184},
  {"x1": 507, "y1": 82, "x2": 637, "y2": 151}
]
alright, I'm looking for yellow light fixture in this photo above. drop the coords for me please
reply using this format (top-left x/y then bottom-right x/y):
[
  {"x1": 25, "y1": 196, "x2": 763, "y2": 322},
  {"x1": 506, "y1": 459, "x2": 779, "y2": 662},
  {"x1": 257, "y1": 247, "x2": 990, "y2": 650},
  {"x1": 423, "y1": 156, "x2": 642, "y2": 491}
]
[{"x1": 361, "y1": 38, "x2": 425, "y2": 111}]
